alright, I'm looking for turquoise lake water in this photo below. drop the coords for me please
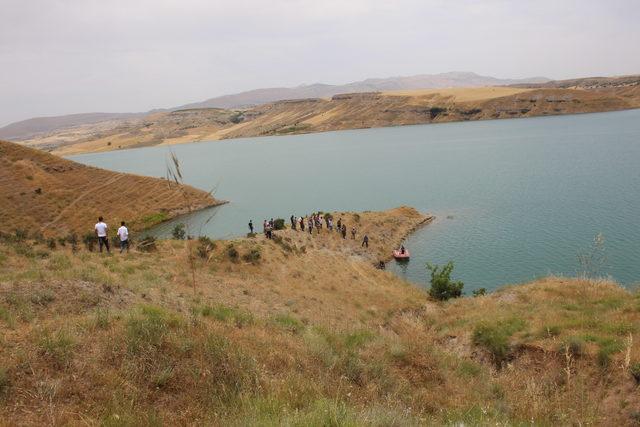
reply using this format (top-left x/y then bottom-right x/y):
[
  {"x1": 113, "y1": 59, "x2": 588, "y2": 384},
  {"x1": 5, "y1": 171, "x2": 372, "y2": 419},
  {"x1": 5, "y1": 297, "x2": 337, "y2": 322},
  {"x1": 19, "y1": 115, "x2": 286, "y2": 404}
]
[{"x1": 71, "y1": 109, "x2": 640, "y2": 292}]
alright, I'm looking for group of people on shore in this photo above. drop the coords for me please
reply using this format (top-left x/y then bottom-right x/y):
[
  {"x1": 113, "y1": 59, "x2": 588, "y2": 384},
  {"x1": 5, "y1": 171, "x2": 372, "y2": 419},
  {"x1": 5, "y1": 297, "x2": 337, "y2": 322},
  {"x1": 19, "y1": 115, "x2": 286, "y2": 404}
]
[
  {"x1": 93, "y1": 216, "x2": 130, "y2": 254},
  {"x1": 251, "y1": 213, "x2": 369, "y2": 248}
]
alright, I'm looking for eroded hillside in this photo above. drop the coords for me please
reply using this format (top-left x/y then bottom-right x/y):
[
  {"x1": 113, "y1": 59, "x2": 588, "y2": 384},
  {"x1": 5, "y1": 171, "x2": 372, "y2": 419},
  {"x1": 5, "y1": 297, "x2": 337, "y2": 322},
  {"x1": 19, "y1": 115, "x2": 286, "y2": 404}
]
[
  {"x1": 0, "y1": 140, "x2": 219, "y2": 236},
  {"x1": 15, "y1": 77, "x2": 640, "y2": 156}
]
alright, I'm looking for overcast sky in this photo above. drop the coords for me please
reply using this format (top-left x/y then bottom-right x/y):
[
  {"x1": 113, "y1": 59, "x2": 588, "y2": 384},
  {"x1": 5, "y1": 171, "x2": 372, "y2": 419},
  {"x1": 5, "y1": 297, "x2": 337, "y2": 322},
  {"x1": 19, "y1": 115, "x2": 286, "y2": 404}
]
[{"x1": 1, "y1": 0, "x2": 639, "y2": 126}]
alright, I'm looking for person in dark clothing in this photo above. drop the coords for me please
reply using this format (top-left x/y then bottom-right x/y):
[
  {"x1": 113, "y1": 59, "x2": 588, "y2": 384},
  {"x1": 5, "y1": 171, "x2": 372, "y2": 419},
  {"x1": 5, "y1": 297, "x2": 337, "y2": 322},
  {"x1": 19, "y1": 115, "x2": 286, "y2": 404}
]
[
  {"x1": 248, "y1": 220, "x2": 254, "y2": 234},
  {"x1": 337, "y1": 218, "x2": 342, "y2": 233},
  {"x1": 290, "y1": 215, "x2": 296, "y2": 230},
  {"x1": 362, "y1": 234, "x2": 369, "y2": 248},
  {"x1": 341, "y1": 224, "x2": 347, "y2": 239}
]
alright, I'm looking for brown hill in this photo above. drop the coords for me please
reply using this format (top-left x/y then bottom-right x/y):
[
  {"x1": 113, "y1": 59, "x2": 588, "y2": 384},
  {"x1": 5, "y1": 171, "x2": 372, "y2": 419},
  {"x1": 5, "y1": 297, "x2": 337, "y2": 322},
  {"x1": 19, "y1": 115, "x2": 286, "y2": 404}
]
[
  {"x1": 0, "y1": 139, "x2": 219, "y2": 237},
  {"x1": 15, "y1": 81, "x2": 640, "y2": 156}
]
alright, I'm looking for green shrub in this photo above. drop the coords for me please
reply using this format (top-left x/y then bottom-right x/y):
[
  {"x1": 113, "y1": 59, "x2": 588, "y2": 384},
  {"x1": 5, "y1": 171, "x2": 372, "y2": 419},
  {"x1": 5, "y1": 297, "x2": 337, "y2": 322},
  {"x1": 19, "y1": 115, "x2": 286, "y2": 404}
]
[
  {"x1": 597, "y1": 339, "x2": 623, "y2": 368},
  {"x1": 14, "y1": 229, "x2": 28, "y2": 242},
  {"x1": 427, "y1": 261, "x2": 464, "y2": 301},
  {"x1": 229, "y1": 112, "x2": 244, "y2": 124},
  {"x1": 172, "y1": 224, "x2": 186, "y2": 240},
  {"x1": 46, "y1": 238, "x2": 57, "y2": 250},
  {"x1": 472, "y1": 288, "x2": 487, "y2": 297},
  {"x1": 226, "y1": 245, "x2": 239, "y2": 262},
  {"x1": 242, "y1": 247, "x2": 261, "y2": 264},
  {"x1": 472, "y1": 318, "x2": 526, "y2": 365},
  {"x1": 273, "y1": 218, "x2": 286, "y2": 230},
  {"x1": 82, "y1": 233, "x2": 96, "y2": 252},
  {"x1": 430, "y1": 106, "x2": 446, "y2": 119}
]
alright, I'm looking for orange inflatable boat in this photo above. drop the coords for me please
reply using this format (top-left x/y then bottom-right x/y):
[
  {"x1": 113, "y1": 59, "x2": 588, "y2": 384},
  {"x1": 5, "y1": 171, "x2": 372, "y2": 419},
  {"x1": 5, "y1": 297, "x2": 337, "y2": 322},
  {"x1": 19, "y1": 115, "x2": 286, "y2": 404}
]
[{"x1": 393, "y1": 249, "x2": 410, "y2": 260}]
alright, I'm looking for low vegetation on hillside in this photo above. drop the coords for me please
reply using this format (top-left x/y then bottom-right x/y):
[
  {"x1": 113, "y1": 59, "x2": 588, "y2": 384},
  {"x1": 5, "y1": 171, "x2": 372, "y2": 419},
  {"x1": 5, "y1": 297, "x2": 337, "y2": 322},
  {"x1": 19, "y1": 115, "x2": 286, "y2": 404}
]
[{"x1": 1, "y1": 207, "x2": 640, "y2": 425}]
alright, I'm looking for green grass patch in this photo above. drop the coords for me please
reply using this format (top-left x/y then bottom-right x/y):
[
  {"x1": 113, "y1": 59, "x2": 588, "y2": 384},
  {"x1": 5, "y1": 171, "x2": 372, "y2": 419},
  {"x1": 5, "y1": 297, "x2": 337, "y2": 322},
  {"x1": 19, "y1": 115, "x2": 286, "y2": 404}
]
[
  {"x1": 125, "y1": 305, "x2": 182, "y2": 354},
  {"x1": 140, "y1": 212, "x2": 169, "y2": 226},
  {"x1": 38, "y1": 329, "x2": 76, "y2": 369},
  {"x1": 472, "y1": 317, "x2": 527, "y2": 365},
  {"x1": 272, "y1": 314, "x2": 305, "y2": 334},
  {"x1": 198, "y1": 304, "x2": 253, "y2": 327}
]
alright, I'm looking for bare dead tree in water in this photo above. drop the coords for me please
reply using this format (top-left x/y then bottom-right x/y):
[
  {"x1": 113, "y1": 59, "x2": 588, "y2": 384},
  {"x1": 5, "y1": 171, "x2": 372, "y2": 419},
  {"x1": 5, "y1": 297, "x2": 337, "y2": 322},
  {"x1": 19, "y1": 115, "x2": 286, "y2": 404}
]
[{"x1": 165, "y1": 151, "x2": 217, "y2": 293}]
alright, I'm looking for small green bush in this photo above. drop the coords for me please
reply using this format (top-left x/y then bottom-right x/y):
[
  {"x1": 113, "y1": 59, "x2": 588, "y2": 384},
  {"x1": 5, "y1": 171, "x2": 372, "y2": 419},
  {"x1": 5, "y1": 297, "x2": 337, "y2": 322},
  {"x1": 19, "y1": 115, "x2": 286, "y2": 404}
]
[
  {"x1": 473, "y1": 318, "x2": 526, "y2": 365},
  {"x1": 14, "y1": 229, "x2": 28, "y2": 242},
  {"x1": 427, "y1": 261, "x2": 464, "y2": 301},
  {"x1": 242, "y1": 247, "x2": 261, "y2": 264},
  {"x1": 172, "y1": 224, "x2": 186, "y2": 240},
  {"x1": 82, "y1": 233, "x2": 96, "y2": 252},
  {"x1": 472, "y1": 288, "x2": 487, "y2": 297},
  {"x1": 273, "y1": 218, "x2": 286, "y2": 230},
  {"x1": 226, "y1": 245, "x2": 239, "y2": 262},
  {"x1": 46, "y1": 238, "x2": 57, "y2": 250}
]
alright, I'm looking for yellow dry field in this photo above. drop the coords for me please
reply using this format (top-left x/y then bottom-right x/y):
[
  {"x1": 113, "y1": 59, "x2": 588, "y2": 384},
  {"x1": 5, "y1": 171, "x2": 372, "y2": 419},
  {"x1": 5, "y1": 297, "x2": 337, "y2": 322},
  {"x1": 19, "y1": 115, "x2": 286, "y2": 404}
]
[{"x1": 382, "y1": 86, "x2": 533, "y2": 102}]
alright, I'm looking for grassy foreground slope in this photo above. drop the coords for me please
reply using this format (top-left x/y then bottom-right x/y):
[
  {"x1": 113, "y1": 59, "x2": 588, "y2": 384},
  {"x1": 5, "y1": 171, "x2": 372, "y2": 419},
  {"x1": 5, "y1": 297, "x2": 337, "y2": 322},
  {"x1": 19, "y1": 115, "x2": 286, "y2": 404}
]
[
  {"x1": 1, "y1": 207, "x2": 640, "y2": 425},
  {"x1": 0, "y1": 139, "x2": 219, "y2": 237}
]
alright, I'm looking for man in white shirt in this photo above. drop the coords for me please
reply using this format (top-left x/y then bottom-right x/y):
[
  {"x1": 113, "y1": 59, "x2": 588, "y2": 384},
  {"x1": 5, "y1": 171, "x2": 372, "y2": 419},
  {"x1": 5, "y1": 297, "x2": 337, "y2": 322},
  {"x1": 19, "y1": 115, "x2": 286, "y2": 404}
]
[
  {"x1": 117, "y1": 221, "x2": 129, "y2": 253},
  {"x1": 94, "y1": 216, "x2": 110, "y2": 253}
]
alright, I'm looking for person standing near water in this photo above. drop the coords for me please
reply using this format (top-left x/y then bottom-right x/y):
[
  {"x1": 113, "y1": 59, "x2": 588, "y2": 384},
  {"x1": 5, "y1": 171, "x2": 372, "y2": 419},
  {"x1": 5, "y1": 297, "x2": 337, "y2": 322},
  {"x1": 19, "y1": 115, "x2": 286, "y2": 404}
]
[
  {"x1": 117, "y1": 221, "x2": 129, "y2": 253},
  {"x1": 95, "y1": 216, "x2": 110, "y2": 253},
  {"x1": 249, "y1": 220, "x2": 254, "y2": 234}
]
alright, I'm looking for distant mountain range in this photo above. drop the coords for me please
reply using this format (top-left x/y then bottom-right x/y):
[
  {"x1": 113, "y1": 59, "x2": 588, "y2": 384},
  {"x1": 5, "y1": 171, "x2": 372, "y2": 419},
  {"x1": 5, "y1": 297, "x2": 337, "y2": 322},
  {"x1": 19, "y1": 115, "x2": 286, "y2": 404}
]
[
  {"x1": 0, "y1": 72, "x2": 549, "y2": 140},
  {"x1": 175, "y1": 71, "x2": 550, "y2": 110},
  {"x1": 0, "y1": 112, "x2": 144, "y2": 141}
]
